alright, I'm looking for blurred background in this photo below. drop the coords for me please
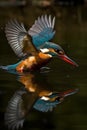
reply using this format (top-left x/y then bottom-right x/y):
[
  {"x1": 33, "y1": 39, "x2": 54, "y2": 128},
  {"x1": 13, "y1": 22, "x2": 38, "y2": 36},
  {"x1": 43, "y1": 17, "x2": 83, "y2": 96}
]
[{"x1": 0, "y1": 0, "x2": 87, "y2": 130}]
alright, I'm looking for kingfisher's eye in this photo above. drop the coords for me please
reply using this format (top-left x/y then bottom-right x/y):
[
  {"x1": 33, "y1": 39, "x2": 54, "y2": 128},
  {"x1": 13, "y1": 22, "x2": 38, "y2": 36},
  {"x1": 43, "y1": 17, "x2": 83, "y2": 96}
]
[
  {"x1": 58, "y1": 50, "x2": 64, "y2": 55},
  {"x1": 55, "y1": 49, "x2": 64, "y2": 55}
]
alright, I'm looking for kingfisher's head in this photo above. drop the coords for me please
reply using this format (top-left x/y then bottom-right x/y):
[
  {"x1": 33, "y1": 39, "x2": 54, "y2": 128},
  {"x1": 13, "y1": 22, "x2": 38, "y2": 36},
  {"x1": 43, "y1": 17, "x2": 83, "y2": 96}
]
[{"x1": 40, "y1": 42, "x2": 78, "y2": 67}]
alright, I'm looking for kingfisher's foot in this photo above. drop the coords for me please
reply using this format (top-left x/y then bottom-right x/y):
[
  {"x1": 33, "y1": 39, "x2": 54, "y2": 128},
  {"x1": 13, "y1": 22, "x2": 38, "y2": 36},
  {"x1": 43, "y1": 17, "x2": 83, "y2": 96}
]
[{"x1": 40, "y1": 67, "x2": 52, "y2": 73}]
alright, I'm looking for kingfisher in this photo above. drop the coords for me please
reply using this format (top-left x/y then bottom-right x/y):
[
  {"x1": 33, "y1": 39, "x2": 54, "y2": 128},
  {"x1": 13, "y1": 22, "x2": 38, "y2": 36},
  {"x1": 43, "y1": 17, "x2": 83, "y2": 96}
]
[
  {"x1": 5, "y1": 72, "x2": 78, "y2": 129},
  {"x1": 0, "y1": 15, "x2": 78, "y2": 73}
]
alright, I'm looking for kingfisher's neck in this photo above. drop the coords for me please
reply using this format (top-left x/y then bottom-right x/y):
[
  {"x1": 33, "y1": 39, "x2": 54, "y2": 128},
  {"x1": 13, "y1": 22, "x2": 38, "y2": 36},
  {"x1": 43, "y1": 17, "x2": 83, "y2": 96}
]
[{"x1": 38, "y1": 52, "x2": 52, "y2": 60}]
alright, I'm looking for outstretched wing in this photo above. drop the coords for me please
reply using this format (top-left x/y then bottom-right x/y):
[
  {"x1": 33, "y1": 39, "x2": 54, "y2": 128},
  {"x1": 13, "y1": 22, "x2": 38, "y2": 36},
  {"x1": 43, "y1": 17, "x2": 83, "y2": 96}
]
[
  {"x1": 28, "y1": 15, "x2": 56, "y2": 48},
  {"x1": 5, "y1": 88, "x2": 38, "y2": 130},
  {"x1": 5, "y1": 20, "x2": 38, "y2": 58}
]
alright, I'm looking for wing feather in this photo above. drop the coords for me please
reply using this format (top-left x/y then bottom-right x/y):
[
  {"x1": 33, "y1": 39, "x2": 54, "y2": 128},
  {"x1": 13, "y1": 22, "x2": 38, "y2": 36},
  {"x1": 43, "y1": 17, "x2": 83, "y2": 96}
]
[
  {"x1": 5, "y1": 20, "x2": 27, "y2": 58},
  {"x1": 5, "y1": 88, "x2": 38, "y2": 129},
  {"x1": 28, "y1": 15, "x2": 56, "y2": 47},
  {"x1": 5, "y1": 20, "x2": 38, "y2": 57},
  {"x1": 5, "y1": 89, "x2": 26, "y2": 130}
]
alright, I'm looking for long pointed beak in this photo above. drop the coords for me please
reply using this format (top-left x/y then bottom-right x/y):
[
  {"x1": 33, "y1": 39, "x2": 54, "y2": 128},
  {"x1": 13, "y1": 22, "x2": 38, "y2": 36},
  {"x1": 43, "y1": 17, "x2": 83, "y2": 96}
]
[
  {"x1": 59, "y1": 88, "x2": 79, "y2": 98},
  {"x1": 59, "y1": 54, "x2": 78, "y2": 67}
]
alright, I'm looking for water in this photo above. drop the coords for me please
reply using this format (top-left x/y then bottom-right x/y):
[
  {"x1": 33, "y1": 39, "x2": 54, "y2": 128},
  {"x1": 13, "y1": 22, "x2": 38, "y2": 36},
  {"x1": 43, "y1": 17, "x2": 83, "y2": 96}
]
[{"x1": 0, "y1": 5, "x2": 87, "y2": 130}]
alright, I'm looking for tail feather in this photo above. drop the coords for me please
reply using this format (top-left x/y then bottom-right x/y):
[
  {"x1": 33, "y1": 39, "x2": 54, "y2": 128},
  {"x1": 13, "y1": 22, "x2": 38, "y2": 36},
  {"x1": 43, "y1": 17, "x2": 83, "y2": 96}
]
[
  {"x1": 0, "y1": 61, "x2": 21, "y2": 74},
  {"x1": 0, "y1": 65, "x2": 9, "y2": 70},
  {"x1": 0, "y1": 64, "x2": 16, "y2": 71}
]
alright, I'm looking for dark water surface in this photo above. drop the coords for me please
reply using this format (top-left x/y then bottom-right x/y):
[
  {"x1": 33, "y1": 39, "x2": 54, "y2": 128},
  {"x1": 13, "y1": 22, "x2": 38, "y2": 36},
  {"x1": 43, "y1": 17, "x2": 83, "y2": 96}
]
[{"x1": 0, "y1": 5, "x2": 87, "y2": 130}]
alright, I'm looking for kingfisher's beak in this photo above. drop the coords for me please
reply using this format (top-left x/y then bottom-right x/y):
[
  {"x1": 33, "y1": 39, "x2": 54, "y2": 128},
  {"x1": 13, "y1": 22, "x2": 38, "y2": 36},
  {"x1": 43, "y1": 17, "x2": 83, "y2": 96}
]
[{"x1": 59, "y1": 54, "x2": 78, "y2": 67}]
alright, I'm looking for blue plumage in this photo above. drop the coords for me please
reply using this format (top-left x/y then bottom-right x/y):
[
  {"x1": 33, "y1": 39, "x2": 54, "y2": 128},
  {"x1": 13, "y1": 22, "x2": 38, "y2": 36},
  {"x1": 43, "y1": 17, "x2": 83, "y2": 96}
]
[
  {"x1": 32, "y1": 29, "x2": 55, "y2": 47},
  {"x1": 0, "y1": 61, "x2": 21, "y2": 74},
  {"x1": 5, "y1": 86, "x2": 78, "y2": 129},
  {"x1": 33, "y1": 98, "x2": 60, "y2": 112},
  {"x1": 0, "y1": 14, "x2": 78, "y2": 73},
  {"x1": 0, "y1": 62, "x2": 20, "y2": 70},
  {"x1": 28, "y1": 15, "x2": 56, "y2": 49},
  {"x1": 33, "y1": 89, "x2": 79, "y2": 112},
  {"x1": 34, "y1": 92, "x2": 60, "y2": 112},
  {"x1": 38, "y1": 42, "x2": 64, "y2": 50}
]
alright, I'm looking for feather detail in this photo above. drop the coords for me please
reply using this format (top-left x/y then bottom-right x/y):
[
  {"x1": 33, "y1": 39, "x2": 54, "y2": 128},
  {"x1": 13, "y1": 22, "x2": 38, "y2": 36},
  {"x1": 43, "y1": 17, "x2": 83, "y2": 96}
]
[
  {"x1": 5, "y1": 89, "x2": 26, "y2": 130},
  {"x1": 28, "y1": 15, "x2": 56, "y2": 47},
  {"x1": 5, "y1": 20, "x2": 27, "y2": 58},
  {"x1": 5, "y1": 20, "x2": 38, "y2": 57}
]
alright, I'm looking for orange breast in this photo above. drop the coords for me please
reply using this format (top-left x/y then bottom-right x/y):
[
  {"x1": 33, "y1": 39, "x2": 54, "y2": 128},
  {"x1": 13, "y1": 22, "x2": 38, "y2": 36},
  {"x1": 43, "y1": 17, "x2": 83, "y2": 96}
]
[
  {"x1": 16, "y1": 56, "x2": 37, "y2": 72},
  {"x1": 16, "y1": 53, "x2": 52, "y2": 72}
]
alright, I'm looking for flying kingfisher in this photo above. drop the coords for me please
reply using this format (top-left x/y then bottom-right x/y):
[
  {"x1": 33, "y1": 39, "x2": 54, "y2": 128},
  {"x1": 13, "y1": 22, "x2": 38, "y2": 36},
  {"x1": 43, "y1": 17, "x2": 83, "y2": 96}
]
[
  {"x1": 0, "y1": 15, "x2": 78, "y2": 73},
  {"x1": 5, "y1": 72, "x2": 78, "y2": 129}
]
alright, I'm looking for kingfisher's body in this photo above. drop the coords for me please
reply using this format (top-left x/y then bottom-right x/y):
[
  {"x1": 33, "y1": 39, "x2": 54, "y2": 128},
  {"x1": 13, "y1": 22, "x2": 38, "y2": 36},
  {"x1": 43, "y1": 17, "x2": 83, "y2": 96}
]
[
  {"x1": 1, "y1": 15, "x2": 79, "y2": 130},
  {"x1": 16, "y1": 52, "x2": 52, "y2": 72},
  {"x1": 0, "y1": 15, "x2": 78, "y2": 73}
]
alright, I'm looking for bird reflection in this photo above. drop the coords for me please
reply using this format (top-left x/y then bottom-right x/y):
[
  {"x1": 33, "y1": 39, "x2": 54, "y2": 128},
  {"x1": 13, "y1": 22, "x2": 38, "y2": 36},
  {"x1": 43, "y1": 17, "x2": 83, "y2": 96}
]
[{"x1": 5, "y1": 72, "x2": 78, "y2": 130}]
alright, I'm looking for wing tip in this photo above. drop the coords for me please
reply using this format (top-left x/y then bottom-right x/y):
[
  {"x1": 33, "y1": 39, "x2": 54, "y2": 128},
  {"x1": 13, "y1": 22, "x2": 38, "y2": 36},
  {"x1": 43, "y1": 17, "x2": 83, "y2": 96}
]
[{"x1": 4, "y1": 89, "x2": 26, "y2": 130}]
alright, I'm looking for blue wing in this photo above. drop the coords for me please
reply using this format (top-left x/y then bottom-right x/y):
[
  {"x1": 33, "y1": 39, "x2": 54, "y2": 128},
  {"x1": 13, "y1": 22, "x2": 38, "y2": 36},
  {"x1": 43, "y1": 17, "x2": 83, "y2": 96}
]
[{"x1": 28, "y1": 15, "x2": 56, "y2": 47}]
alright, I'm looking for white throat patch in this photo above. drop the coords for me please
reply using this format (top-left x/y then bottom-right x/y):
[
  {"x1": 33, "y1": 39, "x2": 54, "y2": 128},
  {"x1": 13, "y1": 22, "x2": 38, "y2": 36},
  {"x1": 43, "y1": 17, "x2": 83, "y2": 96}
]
[
  {"x1": 40, "y1": 48, "x2": 49, "y2": 53},
  {"x1": 40, "y1": 96, "x2": 49, "y2": 101}
]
